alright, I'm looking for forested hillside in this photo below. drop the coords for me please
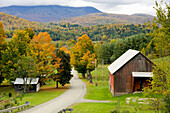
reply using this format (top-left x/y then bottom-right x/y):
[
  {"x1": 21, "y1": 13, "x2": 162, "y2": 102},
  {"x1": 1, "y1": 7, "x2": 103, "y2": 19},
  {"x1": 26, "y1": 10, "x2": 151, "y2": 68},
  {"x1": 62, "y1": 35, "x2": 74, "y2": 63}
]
[
  {"x1": 0, "y1": 12, "x2": 151, "y2": 41},
  {"x1": 0, "y1": 12, "x2": 44, "y2": 37},
  {"x1": 56, "y1": 13, "x2": 154, "y2": 26}
]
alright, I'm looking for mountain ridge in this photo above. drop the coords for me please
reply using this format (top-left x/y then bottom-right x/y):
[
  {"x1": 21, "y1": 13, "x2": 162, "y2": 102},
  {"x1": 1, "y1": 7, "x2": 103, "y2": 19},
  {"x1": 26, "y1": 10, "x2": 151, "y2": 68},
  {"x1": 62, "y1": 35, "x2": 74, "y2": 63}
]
[
  {"x1": 56, "y1": 13, "x2": 155, "y2": 26},
  {"x1": 0, "y1": 5, "x2": 102, "y2": 22}
]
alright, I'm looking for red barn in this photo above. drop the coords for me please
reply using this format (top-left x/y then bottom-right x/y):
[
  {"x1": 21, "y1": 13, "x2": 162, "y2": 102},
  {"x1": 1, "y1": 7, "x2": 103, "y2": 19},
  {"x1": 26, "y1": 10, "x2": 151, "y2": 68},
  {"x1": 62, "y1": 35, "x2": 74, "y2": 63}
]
[{"x1": 108, "y1": 49, "x2": 154, "y2": 96}]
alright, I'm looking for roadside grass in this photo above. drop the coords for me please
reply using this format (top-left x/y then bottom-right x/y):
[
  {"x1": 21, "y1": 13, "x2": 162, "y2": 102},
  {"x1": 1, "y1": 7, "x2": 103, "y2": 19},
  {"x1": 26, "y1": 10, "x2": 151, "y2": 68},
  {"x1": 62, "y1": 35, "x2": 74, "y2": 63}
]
[
  {"x1": 0, "y1": 80, "x2": 69, "y2": 109},
  {"x1": 72, "y1": 102, "x2": 116, "y2": 113},
  {"x1": 72, "y1": 102, "x2": 153, "y2": 113}
]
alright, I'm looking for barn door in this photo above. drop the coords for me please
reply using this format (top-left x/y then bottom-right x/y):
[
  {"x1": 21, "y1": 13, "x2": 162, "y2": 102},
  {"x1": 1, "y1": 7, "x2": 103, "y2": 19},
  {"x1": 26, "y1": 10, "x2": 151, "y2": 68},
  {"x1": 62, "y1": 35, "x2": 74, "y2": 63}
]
[{"x1": 140, "y1": 80, "x2": 144, "y2": 90}]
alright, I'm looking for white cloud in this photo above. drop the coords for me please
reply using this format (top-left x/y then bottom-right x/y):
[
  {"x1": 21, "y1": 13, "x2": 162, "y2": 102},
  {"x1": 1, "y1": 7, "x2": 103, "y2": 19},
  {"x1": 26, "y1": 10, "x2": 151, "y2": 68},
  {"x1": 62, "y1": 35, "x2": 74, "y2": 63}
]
[
  {"x1": 104, "y1": 3, "x2": 155, "y2": 15},
  {"x1": 0, "y1": 0, "x2": 169, "y2": 16}
]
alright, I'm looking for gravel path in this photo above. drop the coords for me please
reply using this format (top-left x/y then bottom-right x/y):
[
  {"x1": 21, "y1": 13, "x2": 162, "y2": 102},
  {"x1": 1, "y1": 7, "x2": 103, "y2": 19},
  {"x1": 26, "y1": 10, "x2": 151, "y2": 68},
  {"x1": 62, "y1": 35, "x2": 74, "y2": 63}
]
[
  {"x1": 20, "y1": 69, "x2": 86, "y2": 113},
  {"x1": 81, "y1": 99, "x2": 114, "y2": 103}
]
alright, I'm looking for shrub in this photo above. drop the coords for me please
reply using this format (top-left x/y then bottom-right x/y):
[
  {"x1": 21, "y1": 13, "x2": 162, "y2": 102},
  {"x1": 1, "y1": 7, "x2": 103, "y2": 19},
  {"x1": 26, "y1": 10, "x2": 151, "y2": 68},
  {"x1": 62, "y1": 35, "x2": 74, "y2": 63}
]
[
  {"x1": 4, "y1": 103, "x2": 10, "y2": 109},
  {"x1": 122, "y1": 110, "x2": 130, "y2": 113},
  {"x1": 110, "y1": 110, "x2": 120, "y2": 113}
]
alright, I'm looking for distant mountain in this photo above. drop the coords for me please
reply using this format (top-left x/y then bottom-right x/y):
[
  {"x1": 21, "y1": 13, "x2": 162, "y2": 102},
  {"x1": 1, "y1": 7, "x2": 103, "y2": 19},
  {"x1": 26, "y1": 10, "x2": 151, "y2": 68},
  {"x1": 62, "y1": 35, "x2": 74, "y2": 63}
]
[
  {"x1": 0, "y1": 5, "x2": 102, "y2": 22},
  {"x1": 56, "y1": 13, "x2": 155, "y2": 26},
  {"x1": 131, "y1": 13, "x2": 154, "y2": 17}
]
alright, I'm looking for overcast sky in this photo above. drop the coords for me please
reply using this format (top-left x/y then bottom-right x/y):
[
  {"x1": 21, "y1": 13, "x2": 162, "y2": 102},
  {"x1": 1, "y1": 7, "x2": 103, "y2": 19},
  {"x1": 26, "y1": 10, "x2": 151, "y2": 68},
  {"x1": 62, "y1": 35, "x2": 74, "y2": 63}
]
[{"x1": 0, "y1": 0, "x2": 169, "y2": 16}]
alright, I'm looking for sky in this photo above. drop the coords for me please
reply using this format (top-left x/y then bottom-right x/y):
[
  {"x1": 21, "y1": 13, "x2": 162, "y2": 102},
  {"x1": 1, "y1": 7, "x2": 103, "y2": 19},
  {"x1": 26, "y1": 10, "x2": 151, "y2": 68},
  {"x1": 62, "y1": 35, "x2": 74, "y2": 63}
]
[{"x1": 0, "y1": 0, "x2": 169, "y2": 16}]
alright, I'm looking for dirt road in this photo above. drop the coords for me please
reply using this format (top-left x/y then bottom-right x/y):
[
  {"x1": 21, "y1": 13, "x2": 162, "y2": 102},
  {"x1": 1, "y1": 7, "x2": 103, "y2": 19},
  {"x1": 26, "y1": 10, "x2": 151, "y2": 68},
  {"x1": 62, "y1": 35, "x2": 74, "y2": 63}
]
[{"x1": 20, "y1": 69, "x2": 86, "y2": 113}]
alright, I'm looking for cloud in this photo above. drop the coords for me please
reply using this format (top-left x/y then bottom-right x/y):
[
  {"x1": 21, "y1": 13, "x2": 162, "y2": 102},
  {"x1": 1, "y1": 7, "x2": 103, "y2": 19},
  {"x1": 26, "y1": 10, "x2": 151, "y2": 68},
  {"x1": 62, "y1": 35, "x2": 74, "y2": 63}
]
[
  {"x1": 0, "y1": 0, "x2": 92, "y2": 7},
  {"x1": 0, "y1": 0, "x2": 169, "y2": 16},
  {"x1": 81, "y1": 0, "x2": 154, "y2": 6},
  {"x1": 104, "y1": 3, "x2": 155, "y2": 15}
]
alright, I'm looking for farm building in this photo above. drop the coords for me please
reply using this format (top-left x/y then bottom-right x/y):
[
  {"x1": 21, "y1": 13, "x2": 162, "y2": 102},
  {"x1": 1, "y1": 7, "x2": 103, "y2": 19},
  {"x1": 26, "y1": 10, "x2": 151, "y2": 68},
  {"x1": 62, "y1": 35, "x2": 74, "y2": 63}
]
[
  {"x1": 14, "y1": 78, "x2": 40, "y2": 92},
  {"x1": 108, "y1": 49, "x2": 154, "y2": 96}
]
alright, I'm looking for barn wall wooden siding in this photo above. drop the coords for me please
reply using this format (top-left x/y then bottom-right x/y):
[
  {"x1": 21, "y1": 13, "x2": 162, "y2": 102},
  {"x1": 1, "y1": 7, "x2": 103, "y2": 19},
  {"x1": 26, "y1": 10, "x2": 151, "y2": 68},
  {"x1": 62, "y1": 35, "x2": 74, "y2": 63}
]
[{"x1": 113, "y1": 53, "x2": 153, "y2": 93}]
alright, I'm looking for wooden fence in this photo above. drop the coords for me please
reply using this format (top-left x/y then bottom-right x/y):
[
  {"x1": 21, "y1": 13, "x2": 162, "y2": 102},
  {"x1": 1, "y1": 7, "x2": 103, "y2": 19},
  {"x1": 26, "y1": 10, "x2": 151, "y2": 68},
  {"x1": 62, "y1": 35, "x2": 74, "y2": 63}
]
[{"x1": 0, "y1": 102, "x2": 30, "y2": 113}]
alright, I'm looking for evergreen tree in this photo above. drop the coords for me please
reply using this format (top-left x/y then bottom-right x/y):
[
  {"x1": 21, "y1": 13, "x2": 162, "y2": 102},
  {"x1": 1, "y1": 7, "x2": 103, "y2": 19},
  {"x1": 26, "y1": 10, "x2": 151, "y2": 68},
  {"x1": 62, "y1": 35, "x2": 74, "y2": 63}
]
[{"x1": 56, "y1": 49, "x2": 72, "y2": 86}]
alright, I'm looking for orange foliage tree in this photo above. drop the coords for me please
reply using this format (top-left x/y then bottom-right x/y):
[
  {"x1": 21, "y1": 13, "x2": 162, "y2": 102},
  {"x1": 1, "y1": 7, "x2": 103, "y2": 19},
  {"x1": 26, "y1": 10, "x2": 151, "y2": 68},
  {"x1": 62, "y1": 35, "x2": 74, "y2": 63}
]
[{"x1": 29, "y1": 32, "x2": 60, "y2": 83}]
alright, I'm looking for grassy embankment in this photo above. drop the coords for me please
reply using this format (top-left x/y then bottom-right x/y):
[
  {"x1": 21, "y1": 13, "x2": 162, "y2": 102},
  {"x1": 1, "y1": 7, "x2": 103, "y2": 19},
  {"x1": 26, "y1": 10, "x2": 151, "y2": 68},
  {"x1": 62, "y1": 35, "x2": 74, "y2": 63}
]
[{"x1": 71, "y1": 56, "x2": 170, "y2": 113}]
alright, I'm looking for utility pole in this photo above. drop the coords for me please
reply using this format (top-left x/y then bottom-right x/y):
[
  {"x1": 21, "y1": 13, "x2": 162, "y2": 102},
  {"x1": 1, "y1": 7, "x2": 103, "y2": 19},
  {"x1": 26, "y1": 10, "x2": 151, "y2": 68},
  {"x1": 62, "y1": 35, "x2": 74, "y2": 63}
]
[
  {"x1": 95, "y1": 59, "x2": 97, "y2": 86},
  {"x1": 102, "y1": 59, "x2": 104, "y2": 81}
]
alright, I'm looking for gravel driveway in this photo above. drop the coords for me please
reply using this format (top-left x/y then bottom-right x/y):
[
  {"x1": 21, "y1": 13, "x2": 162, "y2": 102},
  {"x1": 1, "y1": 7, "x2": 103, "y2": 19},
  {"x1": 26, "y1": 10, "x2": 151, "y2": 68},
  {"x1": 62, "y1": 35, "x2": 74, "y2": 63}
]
[{"x1": 20, "y1": 69, "x2": 86, "y2": 113}]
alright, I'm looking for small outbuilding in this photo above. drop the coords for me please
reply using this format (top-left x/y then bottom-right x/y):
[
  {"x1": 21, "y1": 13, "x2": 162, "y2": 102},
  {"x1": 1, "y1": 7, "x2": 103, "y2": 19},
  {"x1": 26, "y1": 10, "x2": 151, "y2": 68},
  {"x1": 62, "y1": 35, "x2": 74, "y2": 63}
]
[
  {"x1": 108, "y1": 49, "x2": 154, "y2": 96},
  {"x1": 14, "y1": 78, "x2": 40, "y2": 92}
]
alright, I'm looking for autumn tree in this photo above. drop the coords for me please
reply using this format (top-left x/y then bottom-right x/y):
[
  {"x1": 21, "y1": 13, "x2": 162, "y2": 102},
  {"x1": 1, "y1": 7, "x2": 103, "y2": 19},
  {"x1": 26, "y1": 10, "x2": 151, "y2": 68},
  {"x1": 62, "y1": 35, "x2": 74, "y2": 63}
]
[
  {"x1": 67, "y1": 39, "x2": 76, "y2": 51},
  {"x1": 0, "y1": 22, "x2": 6, "y2": 84},
  {"x1": 29, "y1": 32, "x2": 58, "y2": 84},
  {"x1": 72, "y1": 34, "x2": 95, "y2": 78},
  {"x1": 143, "y1": 1, "x2": 170, "y2": 112},
  {"x1": 14, "y1": 56, "x2": 38, "y2": 93},
  {"x1": 2, "y1": 29, "x2": 31, "y2": 81},
  {"x1": 144, "y1": 65, "x2": 169, "y2": 112},
  {"x1": 24, "y1": 28, "x2": 35, "y2": 40},
  {"x1": 144, "y1": 0, "x2": 170, "y2": 58},
  {"x1": 51, "y1": 46, "x2": 72, "y2": 87}
]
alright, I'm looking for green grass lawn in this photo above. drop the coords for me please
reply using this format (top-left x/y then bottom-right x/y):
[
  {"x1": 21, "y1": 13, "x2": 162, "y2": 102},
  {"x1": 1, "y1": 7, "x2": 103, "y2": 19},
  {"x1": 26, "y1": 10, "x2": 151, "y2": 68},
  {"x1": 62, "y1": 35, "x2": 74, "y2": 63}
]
[
  {"x1": 18, "y1": 90, "x2": 65, "y2": 106},
  {"x1": 72, "y1": 102, "x2": 116, "y2": 113},
  {"x1": 71, "y1": 102, "x2": 154, "y2": 113},
  {"x1": 0, "y1": 80, "x2": 69, "y2": 109}
]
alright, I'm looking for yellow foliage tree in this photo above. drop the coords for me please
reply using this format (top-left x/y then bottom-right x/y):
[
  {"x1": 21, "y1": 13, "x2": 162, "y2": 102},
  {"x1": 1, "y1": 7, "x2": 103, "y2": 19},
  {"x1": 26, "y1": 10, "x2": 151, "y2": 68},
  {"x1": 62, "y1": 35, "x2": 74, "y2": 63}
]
[
  {"x1": 71, "y1": 34, "x2": 95, "y2": 78},
  {"x1": 0, "y1": 22, "x2": 6, "y2": 84},
  {"x1": 145, "y1": 1, "x2": 170, "y2": 58},
  {"x1": 2, "y1": 29, "x2": 30, "y2": 81}
]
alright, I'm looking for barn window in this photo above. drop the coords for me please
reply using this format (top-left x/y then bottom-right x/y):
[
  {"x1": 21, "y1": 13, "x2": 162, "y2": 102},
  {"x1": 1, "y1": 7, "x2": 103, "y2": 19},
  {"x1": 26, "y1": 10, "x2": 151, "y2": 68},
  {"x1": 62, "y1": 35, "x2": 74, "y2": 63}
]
[
  {"x1": 138, "y1": 57, "x2": 144, "y2": 71},
  {"x1": 138, "y1": 58, "x2": 141, "y2": 64},
  {"x1": 18, "y1": 85, "x2": 22, "y2": 89}
]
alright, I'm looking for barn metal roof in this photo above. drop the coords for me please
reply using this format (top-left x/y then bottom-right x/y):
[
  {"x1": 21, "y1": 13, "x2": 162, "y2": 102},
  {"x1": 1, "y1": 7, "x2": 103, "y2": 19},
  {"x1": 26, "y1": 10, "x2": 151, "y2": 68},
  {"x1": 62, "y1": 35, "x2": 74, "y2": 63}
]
[
  {"x1": 14, "y1": 78, "x2": 39, "y2": 84},
  {"x1": 132, "y1": 72, "x2": 153, "y2": 77},
  {"x1": 108, "y1": 49, "x2": 140, "y2": 74}
]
